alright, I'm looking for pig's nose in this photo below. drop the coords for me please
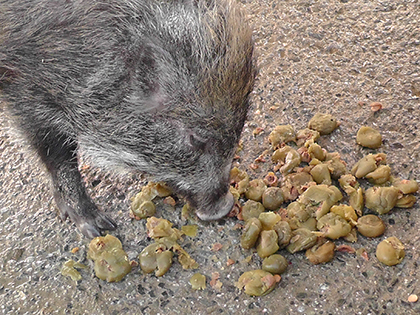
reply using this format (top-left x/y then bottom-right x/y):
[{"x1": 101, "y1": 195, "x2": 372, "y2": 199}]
[{"x1": 195, "y1": 190, "x2": 234, "y2": 221}]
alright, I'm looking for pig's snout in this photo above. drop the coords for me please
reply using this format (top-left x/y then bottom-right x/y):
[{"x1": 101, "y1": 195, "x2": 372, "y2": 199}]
[{"x1": 195, "y1": 189, "x2": 234, "y2": 221}]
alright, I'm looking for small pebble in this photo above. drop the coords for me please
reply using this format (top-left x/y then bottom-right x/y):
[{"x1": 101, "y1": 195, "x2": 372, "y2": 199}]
[
  {"x1": 408, "y1": 294, "x2": 418, "y2": 303},
  {"x1": 369, "y1": 102, "x2": 383, "y2": 112}
]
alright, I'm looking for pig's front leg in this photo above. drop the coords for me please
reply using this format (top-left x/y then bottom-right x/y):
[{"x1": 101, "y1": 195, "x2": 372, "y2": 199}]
[{"x1": 33, "y1": 129, "x2": 117, "y2": 238}]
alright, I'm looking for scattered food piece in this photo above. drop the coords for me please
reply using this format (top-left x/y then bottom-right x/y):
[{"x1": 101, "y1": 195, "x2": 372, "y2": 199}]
[
  {"x1": 163, "y1": 196, "x2": 176, "y2": 207},
  {"x1": 336, "y1": 245, "x2": 356, "y2": 254},
  {"x1": 262, "y1": 187, "x2": 284, "y2": 210},
  {"x1": 258, "y1": 211, "x2": 282, "y2": 230},
  {"x1": 71, "y1": 247, "x2": 80, "y2": 254},
  {"x1": 365, "y1": 165, "x2": 391, "y2": 185},
  {"x1": 230, "y1": 167, "x2": 250, "y2": 195},
  {"x1": 308, "y1": 113, "x2": 339, "y2": 135},
  {"x1": 181, "y1": 203, "x2": 192, "y2": 220},
  {"x1": 357, "y1": 215, "x2": 385, "y2": 238},
  {"x1": 262, "y1": 254, "x2": 288, "y2": 274},
  {"x1": 338, "y1": 174, "x2": 359, "y2": 195},
  {"x1": 130, "y1": 182, "x2": 171, "y2": 219},
  {"x1": 146, "y1": 217, "x2": 182, "y2": 239},
  {"x1": 391, "y1": 178, "x2": 419, "y2": 194},
  {"x1": 343, "y1": 228, "x2": 358, "y2": 243},
  {"x1": 257, "y1": 230, "x2": 279, "y2": 258},
  {"x1": 395, "y1": 195, "x2": 417, "y2": 208},
  {"x1": 240, "y1": 217, "x2": 262, "y2": 249},
  {"x1": 349, "y1": 188, "x2": 364, "y2": 216},
  {"x1": 263, "y1": 172, "x2": 278, "y2": 187},
  {"x1": 356, "y1": 248, "x2": 369, "y2": 261},
  {"x1": 88, "y1": 235, "x2": 132, "y2": 282},
  {"x1": 356, "y1": 126, "x2": 382, "y2": 149},
  {"x1": 190, "y1": 273, "x2": 207, "y2": 290},
  {"x1": 211, "y1": 243, "x2": 223, "y2": 252},
  {"x1": 130, "y1": 260, "x2": 139, "y2": 267},
  {"x1": 286, "y1": 228, "x2": 317, "y2": 254},
  {"x1": 364, "y1": 186, "x2": 399, "y2": 214},
  {"x1": 330, "y1": 204, "x2": 358, "y2": 226},
  {"x1": 158, "y1": 237, "x2": 199, "y2": 270},
  {"x1": 272, "y1": 221, "x2": 292, "y2": 249},
  {"x1": 249, "y1": 163, "x2": 259, "y2": 170},
  {"x1": 253, "y1": 127, "x2": 264, "y2": 136},
  {"x1": 236, "y1": 269, "x2": 280, "y2": 296},
  {"x1": 272, "y1": 146, "x2": 301, "y2": 174},
  {"x1": 130, "y1": 200, "x2": 156, "y2": 220},
  {"x1": 241, "y1": 200, "x2": 265, "y2": 222},
  {"x1": 61, "y1": 260, "x2": 87, "y2": 281},
  {"x1": 181, "y1": 225, "x2": 198, "y2": 237},
  {"x1": 298, "y1": 185, "x2": 343, "y2": 220},
  {"x1": 142, "y1": 217, "x2": 198, "y2": 272},
  {"x1": 268, "y1": 125, "x2": 296, "y2": 147},
  {"x1": 376, "y1": 237, "x2": 405, "y2": 266},
  {"x1": 245, "y1": 179, "x2": 267, "y2": 202},
  {"x1": 306, "y1": 241, "x2": 335, "y2": 265},
  {"x1": 310, "y1": 163, "x2": 332, "y2": 185},
  {"x1": 210, "y1": 272, "x2": 220, "y2": 287},
  {"x1": 296, "y1": 128, "x2": 320, "y2": 146},
  {"x1": 139, "y1": 243, "x2": 173, "y2": 277},
  {"x1": 316, "y1": 213, "x2": 352, "y2": 240},
  {"x1": 351, "y1": 153, "x2": 387, "y2": 179}
]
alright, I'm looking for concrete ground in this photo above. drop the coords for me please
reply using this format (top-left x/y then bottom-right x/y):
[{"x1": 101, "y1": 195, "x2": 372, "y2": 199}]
[{"x1": 1, "y1": 0, "x2": 420, "y2": 314}]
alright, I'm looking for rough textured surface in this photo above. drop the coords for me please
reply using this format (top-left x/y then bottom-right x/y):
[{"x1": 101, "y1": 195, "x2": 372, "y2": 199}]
[{"x1": 1, "y1": 0, "x2": 419, "y2": 314}]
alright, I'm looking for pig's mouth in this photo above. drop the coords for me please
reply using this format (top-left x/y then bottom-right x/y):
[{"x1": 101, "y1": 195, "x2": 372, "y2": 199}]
[{"x1": 194, "y1": 190, "x2": 234, "y2": 221}]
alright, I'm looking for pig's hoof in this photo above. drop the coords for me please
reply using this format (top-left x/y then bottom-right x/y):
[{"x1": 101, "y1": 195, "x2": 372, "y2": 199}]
[
  {"x1": 196, "y1": 191, "x2": 234, "y2": 221},
  {"x1": 54, "y1": 192, "x2": 117, "y2": 238},
  {"x1": 77, "y1": 212, "x2": 117, "y2": 239}
]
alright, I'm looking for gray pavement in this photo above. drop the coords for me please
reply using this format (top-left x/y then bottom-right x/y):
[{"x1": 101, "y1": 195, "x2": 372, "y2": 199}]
[{"x1": 1, "y1": 0, "x2": 420, "y2": 314}]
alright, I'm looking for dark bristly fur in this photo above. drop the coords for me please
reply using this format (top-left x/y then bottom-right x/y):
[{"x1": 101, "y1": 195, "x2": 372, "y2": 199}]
[{"x1": 0, "y1": 0, "x2": 257, "y2": 237}]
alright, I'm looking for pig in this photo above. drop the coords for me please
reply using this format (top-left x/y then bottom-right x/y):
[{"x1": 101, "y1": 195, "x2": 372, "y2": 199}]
[{"x1": 0, "y1": 0, "x2": 257, "y2": 238}]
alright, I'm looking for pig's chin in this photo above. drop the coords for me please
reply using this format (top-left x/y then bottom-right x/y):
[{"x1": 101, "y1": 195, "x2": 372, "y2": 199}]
[{"x1": 195, "y1": 191, "x2": 234, "y2": 221}]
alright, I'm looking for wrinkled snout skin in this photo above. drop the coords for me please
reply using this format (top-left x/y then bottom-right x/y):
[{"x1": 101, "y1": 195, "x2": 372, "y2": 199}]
[
  {"x1": 0, "y1": 0, "x2": 257, "y2": 237},
  {"x1": 196, "y1": 191, "x2": 235, "y2": 221},
  {"x1": 182, "y1": 163, "x2": 236, "y2": 221}
]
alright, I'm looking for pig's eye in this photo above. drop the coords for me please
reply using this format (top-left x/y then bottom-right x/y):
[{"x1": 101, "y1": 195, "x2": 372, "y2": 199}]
[{"x1": 188, "y1": 134, "x2": 207, "y2": 151}]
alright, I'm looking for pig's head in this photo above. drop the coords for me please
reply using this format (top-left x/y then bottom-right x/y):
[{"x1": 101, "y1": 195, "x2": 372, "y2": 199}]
[
  {"x1": 152, "y1": 121, "x2": 242, "y2": 219},
  {"x1": 138, "y1": 47, "x2": 256, "y2": 220},
  {"x1": 154, "y1": 101, "x2": 253, "y2": 220},
  {"x1": 79, "y1": 0, "x2": 256, "y2": 220},
  {"x1": 136, "y1": 0, "x2": 256, "y2": 220}
]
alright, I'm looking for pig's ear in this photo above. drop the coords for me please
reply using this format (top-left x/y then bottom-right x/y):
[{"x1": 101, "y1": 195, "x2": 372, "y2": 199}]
[
  {"x1": 188, "y1": 133, "x2": 207, "y2": 151},
  {"x1": 182, "y1": 128, "x2": 207, "y2": 151}
]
